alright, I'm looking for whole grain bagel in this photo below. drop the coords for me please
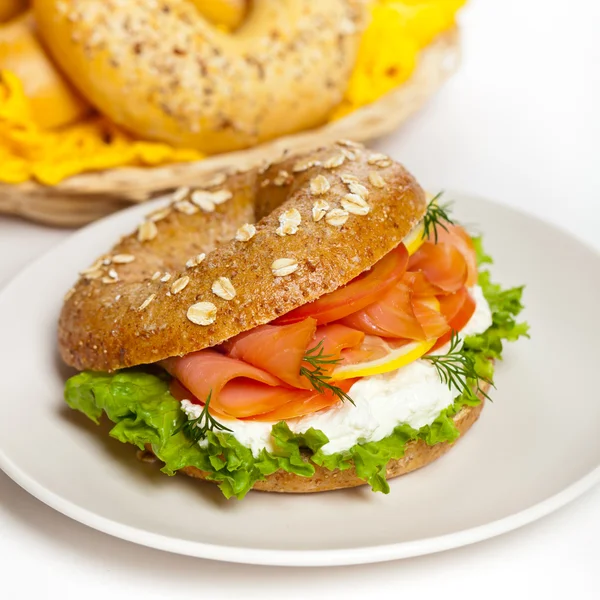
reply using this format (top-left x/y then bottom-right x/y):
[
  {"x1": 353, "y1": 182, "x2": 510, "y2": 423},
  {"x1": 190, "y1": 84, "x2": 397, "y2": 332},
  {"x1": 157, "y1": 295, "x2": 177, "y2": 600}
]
[
  {"x1": 175, "y1": 392, "x2": 487, "y2": 493},
  {"x1": 59, "y1": 142, "x2": 426, "y2": 372},
  {"x1": 33, "y1": 0, "x2": 368, "y2": 153}
]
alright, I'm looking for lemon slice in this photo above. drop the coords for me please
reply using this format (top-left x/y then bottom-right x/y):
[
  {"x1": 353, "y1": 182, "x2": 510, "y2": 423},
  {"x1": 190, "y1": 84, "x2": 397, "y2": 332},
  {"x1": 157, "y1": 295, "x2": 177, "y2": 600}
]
[
  {"x1": 403, "y1": 220, "x2": 425, "y2": 256},
  {"x1": 402, "y1": 192, "x2": 438, "y2": 256},
  {"x1": 331, "y1": 337, "x2": 435, "y2": 380}
]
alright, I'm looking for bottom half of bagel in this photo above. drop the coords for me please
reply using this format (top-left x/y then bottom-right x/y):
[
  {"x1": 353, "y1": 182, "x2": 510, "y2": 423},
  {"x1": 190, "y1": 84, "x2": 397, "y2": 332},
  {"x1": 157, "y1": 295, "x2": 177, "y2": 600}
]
[{"x1": 143, "y1": 384, "x2": 488, "y2": 495}]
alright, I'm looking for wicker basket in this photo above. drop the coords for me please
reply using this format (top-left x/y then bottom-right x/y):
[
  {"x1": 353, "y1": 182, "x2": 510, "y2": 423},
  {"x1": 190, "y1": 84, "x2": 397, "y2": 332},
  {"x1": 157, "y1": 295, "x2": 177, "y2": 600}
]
[{"x1": 0, "y1": 30, "x2": 459, "y2": 227}]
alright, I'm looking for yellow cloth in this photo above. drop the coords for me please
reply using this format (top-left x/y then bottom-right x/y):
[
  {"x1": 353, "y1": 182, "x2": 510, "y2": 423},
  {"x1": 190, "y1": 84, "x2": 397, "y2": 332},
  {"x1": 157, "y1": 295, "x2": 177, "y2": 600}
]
[
  {"x1": 332, "y1": 0, "x2": 466, "y2": 118},
  {"x1": 0, "y1": 71, "x2": 203, "y2": 185},
  {"x1": 0, "y1": 0, "x2": 464, "y2": 185}
]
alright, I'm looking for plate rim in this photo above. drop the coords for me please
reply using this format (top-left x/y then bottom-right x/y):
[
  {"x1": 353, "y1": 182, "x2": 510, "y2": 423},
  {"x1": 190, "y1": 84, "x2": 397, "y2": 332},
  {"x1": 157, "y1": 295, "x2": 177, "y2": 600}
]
[
  {"x1": 1, "y1": 192, "x2": 599, "y2": 566},
  {"x1": 1, "y1": 446, "x2": 598, "y2": 566}
]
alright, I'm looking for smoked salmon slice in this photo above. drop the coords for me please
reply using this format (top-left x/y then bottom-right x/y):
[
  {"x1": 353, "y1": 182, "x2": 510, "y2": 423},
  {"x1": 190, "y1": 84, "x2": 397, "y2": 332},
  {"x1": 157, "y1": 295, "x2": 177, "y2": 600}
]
[
  {"x1": 429, "y1": 287, "x2": 476, "y2": 352},
  {"x1": 339, "y1": 335, "x2": 412, "y2": 366},
  {"x1": 170, "y1": 378, "x2": 231, "y2": 419},
  {"x1": 274, "y1": 244, "x2": 409, "y2": 325},
  {"x1": 310, "y1": 324, "x2": 365, "y2": 375},
  {"x1": 411, "y1": 296, "x2": 450, "y2": 340},
  {"x1": 169, "y1": 365, "x2": 355, "y2": 421},
  {"x1": 402, "y1": 271, "x2": 444, "y2": 297},
  {"x1": 162, "y1": 351, "x2": 292, "y2": 417},
  {"x1": 408, "y1": 240, "x2": 467, "y2": 293},
  {"x1": 434, "y1": 224, "x2": 478, "y2": 287},
  {"x1": 223, "y1": 318, "x2": 317, "y2": 389},
  {"x1": 244, "y1": 379, "x2": 357, "y2": 422},
  {"x1": 166, "y1": 321, "x2": 365, "y2": 419},
  {"x1": 340, "y1": 274, "x2": 445, "y2": 340},
  {"x1": 224, "y1": 320, "x2": 365, "y2": 385}
]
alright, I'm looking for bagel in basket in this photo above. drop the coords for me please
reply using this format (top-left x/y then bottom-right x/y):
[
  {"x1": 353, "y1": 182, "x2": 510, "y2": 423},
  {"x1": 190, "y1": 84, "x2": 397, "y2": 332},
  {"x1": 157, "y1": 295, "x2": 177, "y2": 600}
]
[
  {"x1": 61, "y1": 141, "x2": 528, "y2": 499},
  {"x1": 34, "y1": 0, "x2": 368, "y2": 153}
]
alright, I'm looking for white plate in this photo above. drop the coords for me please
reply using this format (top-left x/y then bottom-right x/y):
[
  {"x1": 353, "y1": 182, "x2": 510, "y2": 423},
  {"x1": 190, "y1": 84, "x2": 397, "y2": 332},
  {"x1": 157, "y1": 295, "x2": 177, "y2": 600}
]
[{"x1": 0, "y1": 193, "x2": 599, "y2": 566}]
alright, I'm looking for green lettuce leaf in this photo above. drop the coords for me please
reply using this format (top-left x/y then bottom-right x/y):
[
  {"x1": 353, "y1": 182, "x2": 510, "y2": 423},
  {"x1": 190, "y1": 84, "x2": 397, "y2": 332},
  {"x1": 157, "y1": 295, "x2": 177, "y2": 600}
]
[{"x1": 63, "y1": 237, "x2": 528, "y2": 499}]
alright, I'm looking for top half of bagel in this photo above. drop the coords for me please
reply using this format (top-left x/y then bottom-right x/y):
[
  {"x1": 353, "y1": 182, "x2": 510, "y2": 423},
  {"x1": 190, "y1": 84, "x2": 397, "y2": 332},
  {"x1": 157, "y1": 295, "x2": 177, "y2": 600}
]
[{"x1": 58, "y1": 142, "x2": 426, "y2": 372}]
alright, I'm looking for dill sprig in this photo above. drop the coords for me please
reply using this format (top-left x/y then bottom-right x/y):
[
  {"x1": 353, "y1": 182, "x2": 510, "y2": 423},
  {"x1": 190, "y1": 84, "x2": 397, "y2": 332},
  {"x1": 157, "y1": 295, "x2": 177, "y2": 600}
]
[
  {"x1": 300, "y1": 340, "x2": 355, "y2": 406},
  {"x1": 422, "y1": 192, "x2": 455, "y2": 243},
  {"x1": 424, "y1": 331, "x2": 492, "y2": 402},
  {"x1": 176, "y1": 391, "x2": 232, "y2": 444}
]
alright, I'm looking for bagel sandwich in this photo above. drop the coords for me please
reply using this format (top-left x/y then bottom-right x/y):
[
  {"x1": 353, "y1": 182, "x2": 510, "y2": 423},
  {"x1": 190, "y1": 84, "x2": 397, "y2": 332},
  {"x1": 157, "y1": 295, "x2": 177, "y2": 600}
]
[{"x1": 61, "y1": 142, "x2": 528, "y2": 498}]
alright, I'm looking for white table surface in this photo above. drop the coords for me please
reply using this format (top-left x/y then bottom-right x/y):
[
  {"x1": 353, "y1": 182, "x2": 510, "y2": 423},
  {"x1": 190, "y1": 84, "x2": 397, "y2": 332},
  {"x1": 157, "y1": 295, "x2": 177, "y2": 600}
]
[{"x1": 1, "y1": 0, "x2": 599, "y2": 597}]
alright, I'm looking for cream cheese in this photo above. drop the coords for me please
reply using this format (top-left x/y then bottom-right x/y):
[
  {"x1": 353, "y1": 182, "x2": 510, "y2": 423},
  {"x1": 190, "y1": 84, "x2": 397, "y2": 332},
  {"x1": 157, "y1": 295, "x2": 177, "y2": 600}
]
[
  {"x1": 463, "y1": 284, "x2": 493, "y2": 337},
  {"x1": 180, "y1": 285, "x2": 493, "y2": 456}
]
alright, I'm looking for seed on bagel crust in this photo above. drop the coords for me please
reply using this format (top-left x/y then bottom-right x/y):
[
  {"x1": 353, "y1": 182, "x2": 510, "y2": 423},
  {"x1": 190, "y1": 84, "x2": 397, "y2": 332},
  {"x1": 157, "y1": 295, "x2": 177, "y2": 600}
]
[
  {"x1": 235, "y1": 223, "x2": 256, "y2": 242},
  {"x1": 138, "y1": 220, "x2": 158, "y2": 242},
  {"x1": 101, "y1": 276, "x2": 117, "y2": 284},
  {"x1": 323, "y1": 153, "x2": 345, "y2": 169},
  {"x1": 82, "y1": 269, "x2": 103, "y2": 280},
  {"x1": 80, "y1": 259, "x2": 103, "y2": 275},
  {"x1": 151, "y1": 271, "x2": 162, "y2": 281},
  {"x1": 276, "y1": 208, "x2": 302, "y2": 236},
  {"x1": 340, "y1": 173, "x2": 360, "y2": 185},
  {"x1": 281, "y1": 209, "x2": 302, "y2": 226},
  {"x1": 112, "y1": 254, "x2": 135, "y2": 264},
  {"x1": 204, "y1": 173, "x2": 226, "y2": 188},
  {"x1": 337, "y1": 139, "x2": 364, "y2": 149},
  {"x1": 367, "y1": 153, "x2": 388, "y2": 162},
  {"x1": 260, "y1": 179, "x2": 271, "y2": 188},
  {"x1": 367, "y1": 153, "x2": 392, "y2": 168},
  {"x1": 187, "y1": 302, "x2": 217, "y2": 326},
  {"x1": 273, "y1": 170, "x2": 291, "y2": 186},
  {"x1": 171, "y1": 275, "x2": 190, "y2": 295},
  {"x1": 160, "y1": 272, "x2": 172, "y2": 283},
  {"x1": 292, "y1": 157, "x2": 320, "y2": 173},
  {"x1": 185, "y1": 253, "x2": 206, "y2": 269},
  {"x1": 147, "y1": 207, "x2": 171, "y2": 222},
  {"x1": 325, "y1": 208, "x2": 350, "y2": 227},
  {"x1": 171, "y1": 186, "x2": 190, "y2": 203},
  {"x1": 102, "y1": 257, "x2": 112, "y2": 266},
  {"x1": 275, "y1": 208, "x2": 302, "y2": 237},
  {"x1": 107, "y1": 268, "x2": 119, "y2": 280},
  {"x1": 212, "y1": 277, "x2": 236, "y2": 300},
  {"x1": 341, "y1": 193, "x2": 370, "y2": 216},
  {"x1": 310, "y1": 174, "x2": 331, "y2": 195},
  {"x1": 271, "y1": 258, "x2": 299, "y2": 277},
  {"x1": 211, "y1": 189, "x2": 233, "y2": 205},
  {"x1": 174, "y1": 200, "x2": 199, "y2": 215},
  {"x1": 190, "y1": 191, "x2": 215, "y2": 212},
  {"x1": 368, "y1": 171, "x2": 386, "y2": 188},
  {"x1": 138, "y1": 293, "x2": 156, "y2": 311},
  {"x1": 346, "y1": 181, "x2": 369, "y2": 198},
  {"x1": 312, "y1": 199, "x2": 329, "y2": 222},
  {"x1": 257, "y1": 160, "x2": 271, "y2": 175},
  {"x1": 340, "y1": 148, "x2": 357, "y2": 161}
]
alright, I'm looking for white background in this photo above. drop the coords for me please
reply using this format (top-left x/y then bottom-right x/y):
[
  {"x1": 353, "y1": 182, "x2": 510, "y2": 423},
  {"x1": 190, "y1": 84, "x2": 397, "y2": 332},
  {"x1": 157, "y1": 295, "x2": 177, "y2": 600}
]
[{"x1": 1, "y1": 0, "x2": 599, "y2": 597}]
